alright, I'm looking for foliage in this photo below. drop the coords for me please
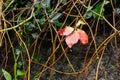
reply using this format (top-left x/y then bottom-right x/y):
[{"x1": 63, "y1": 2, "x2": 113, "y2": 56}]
[
  {"x1": 0, "y1": 0, "x2": 120, "y2": 80},
  {"x1": 58, "y1": 20, "x2": 88, "y2": 48},
  {"x1": 2, "y1": 69, "x2": 12, "y2": 80}
]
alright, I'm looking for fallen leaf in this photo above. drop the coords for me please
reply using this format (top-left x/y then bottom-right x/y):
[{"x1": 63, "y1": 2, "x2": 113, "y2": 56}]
[
  {"x1": 58, "y1": 26, "x2": 74, "y2": 36},
  {"x1": 77, "y1": 29, "x2": 88, "y2": 45},
  {"x1": 65, "y1": 31, "x2": 79, "y2": 48},
  {"x1": 58, "y1": 26, "x2": 88, "y2": 48}
]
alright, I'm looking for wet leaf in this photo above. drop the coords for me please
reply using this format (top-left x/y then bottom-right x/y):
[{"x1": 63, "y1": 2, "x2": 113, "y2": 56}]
[
  {"x1": 58, "y1": 26, "x2": 74, "y2": 36},
  {"x1": 58, "y1": 26, "x2": 88, "y2": 48},
  {"x1": 65, "y1": 31, "x2": 79, "y2": 48},
  {"x1": 77, "y1": 29, "x2": 88, "y2": 45}
]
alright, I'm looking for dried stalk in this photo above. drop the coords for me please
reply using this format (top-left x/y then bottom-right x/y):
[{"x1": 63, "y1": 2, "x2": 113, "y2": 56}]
[{"x1": 0, "y1": 2, "x2": 3, "y2": 46}]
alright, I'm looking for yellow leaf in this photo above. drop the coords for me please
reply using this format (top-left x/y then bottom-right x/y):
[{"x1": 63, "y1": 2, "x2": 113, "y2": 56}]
[{"x1": 75, "y1": 20, "x2": 86, "y2": 27}]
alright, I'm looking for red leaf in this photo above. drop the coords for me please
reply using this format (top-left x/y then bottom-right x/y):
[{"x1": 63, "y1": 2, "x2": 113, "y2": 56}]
[
  {"x1": 58, "y1": 26, "x2": 88, "y2": 48},
  {"x1": 58, "y1": 26, "x2": 74, "y2": 36},
  {"x1": 65, "y1": 31, "x2": 79, "y2": 48},
  {"x1": 77, "y1": 29, "x2": 88, "y2": 45}
]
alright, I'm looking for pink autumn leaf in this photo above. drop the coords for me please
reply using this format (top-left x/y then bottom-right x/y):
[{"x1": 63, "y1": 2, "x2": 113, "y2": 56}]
[
  {"x1": 58, "y1": 26, "x2": 88, "y2": 48},
  {"x1": 77, "y1": 29, "x2": 88, "y2": 45},
  {"x1": 65, "y1": 31, "x2": 80, "y2": 48},
  {"x1": 58, "y1": 26, "x2": 74, "y2": 36}
]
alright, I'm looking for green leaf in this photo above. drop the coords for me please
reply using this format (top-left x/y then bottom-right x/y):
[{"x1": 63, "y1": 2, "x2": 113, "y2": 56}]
[
  {"x1": 25, "y1": 40, "x2": 30, "y2": 47},
  {"x1": 87, "y1": 6, "x2": 93, "y2": 11},
  {"x1": 33, "y1": 53, "x2": 42, "y2": 62},
  {"x1": 62, "y1": 0, "x2": 67, "y2": 4},
  {"x1": 54, "y1": 21, "x2": 62, "y2": 27},
  {"x1": 49, "y1": 13, "x2": 62, "y2": 23},
  {"x1": 25, "y1": 22, "x2": 35, "y2": 32},
  {"x1": 93, "y1": 1, "x2": 109, "y2": 17},
  {"x1": 31, "y1": 33, "x2": 37, "y2": 39},
  {"x1": 86, "y1": 1, "x2": 109, "y2": 19},
  {"x1": 30, "y1": 24, "x2": 36, "y2": 28},
  {"x1": 17, "y1": 61, "x2": 23, "y2": 68},
  {"x1": 34, "y1": 77, "x2": 40, "y2": 80},
  {"x1": 17, "y1": 69, "x2": 25, "y2": 76},
  {"x1": 105, "y1": 1, "x2": 110, "y2": 5},
  {"x1": 15, "y1": 48, "x2": 21, "y2": 55},
  {"x1": 93, "y1": 2, "x2": 103, "y2": 14},
  {"x1": 39, "y1": 18, "x2": 45, "y2": 25},
  {"x1": 15, "y1": 46, "x2": 22, "y2": 56},
  {"x1": 2, "y1": 69, "x2": 12, "y2": 80},
  {"x1": 86, "y1": 12, "x2": 93, "y2": 19},
  {"x1": 41, "y1": 0, "x2": 51, "y2": 8},
  {"x1": 36, "y1": 4, "x2": 42, "y2": 15},
  {"x1": 87, "y1": 2, "x2": 105, "y2": 19}
]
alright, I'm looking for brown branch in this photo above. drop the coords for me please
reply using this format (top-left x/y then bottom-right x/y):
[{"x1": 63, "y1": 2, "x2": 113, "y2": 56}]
[{"x1": 0, "y1": 2, "x2": 3, "y2": 46}]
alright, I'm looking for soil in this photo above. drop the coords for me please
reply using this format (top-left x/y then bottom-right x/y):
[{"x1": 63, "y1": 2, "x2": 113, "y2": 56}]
[
  {"x1": 0, "y1": 0, "x2": 120, "y2": 80},
  {"x1": 31, "y1": 33, "x2": 120, "y2": 80}
]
